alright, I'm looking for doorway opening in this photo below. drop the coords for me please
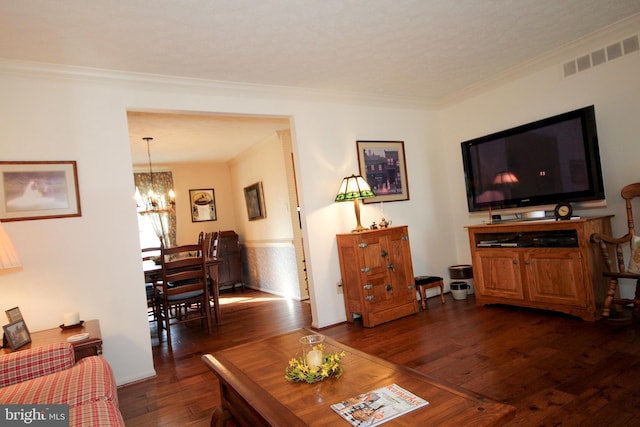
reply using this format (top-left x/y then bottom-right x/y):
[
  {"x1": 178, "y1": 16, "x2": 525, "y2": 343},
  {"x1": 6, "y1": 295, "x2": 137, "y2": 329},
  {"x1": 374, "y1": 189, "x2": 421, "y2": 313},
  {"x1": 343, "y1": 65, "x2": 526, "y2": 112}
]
[{"x1": 127, "y1": 110, "x2": 308, "y2": 300}]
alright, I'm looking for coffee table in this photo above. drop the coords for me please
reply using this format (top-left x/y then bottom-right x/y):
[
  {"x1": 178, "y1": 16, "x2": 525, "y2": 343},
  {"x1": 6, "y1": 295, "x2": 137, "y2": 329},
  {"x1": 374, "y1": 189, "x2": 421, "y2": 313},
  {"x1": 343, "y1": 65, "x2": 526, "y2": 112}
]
[{"x1": 202, "y1": 329, "x2": 515, "y2": 426}]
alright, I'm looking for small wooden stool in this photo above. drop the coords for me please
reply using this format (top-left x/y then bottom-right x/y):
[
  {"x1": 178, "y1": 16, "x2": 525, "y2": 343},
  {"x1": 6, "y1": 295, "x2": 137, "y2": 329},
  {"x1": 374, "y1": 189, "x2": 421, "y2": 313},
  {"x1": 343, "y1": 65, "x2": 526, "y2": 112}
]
[{"x1": 415, "y1": 276, "x2": 445, "y2": 310}]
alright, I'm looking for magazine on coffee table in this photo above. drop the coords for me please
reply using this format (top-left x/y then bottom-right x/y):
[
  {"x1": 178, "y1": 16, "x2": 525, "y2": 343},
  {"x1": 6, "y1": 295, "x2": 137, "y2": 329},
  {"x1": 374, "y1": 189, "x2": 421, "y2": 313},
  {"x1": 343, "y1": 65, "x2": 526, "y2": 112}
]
[{"x1": 330, "y1": 383, "x2": 429, "y2": 426}]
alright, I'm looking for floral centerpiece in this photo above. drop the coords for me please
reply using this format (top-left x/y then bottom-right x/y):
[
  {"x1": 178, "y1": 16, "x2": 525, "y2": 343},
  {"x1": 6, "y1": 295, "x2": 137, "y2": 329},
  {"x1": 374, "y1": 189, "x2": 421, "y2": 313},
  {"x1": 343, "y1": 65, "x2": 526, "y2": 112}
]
[{"x1": 285, "y1": 344, "x2": 346, "y2": 384}]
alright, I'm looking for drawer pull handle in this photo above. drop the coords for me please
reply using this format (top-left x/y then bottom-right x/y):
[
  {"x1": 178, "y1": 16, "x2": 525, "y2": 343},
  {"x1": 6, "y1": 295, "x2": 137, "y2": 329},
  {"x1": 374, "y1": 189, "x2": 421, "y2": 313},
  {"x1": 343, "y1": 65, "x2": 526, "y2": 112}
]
[
  {"x1": 363, "y1": 284, "x2": 373, "y2": 290},
  {"x1": 358, "y1": 243, "x2": 368, "y2": 248},
  {"x1": 365, "y1": 296, "x2": 374, "y2": 301},
  {"x1": 361, "y1": 267, "x2": 371, "y2": 273}
]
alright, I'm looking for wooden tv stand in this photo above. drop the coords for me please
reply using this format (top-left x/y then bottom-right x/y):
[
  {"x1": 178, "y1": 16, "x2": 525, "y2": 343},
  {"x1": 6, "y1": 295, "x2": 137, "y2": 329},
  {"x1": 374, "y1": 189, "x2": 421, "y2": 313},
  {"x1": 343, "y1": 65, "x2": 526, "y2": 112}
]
[{"x1": 466, "y1": 216, "x2": 612, "y2": 321}]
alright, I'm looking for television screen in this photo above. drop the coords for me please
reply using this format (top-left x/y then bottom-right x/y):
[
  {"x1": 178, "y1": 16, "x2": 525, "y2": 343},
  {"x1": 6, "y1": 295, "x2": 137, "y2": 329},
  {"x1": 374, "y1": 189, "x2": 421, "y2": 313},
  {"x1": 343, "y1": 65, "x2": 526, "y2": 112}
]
[{"x1": 461, "y1": 106, "x2": 605, "y2": 213}]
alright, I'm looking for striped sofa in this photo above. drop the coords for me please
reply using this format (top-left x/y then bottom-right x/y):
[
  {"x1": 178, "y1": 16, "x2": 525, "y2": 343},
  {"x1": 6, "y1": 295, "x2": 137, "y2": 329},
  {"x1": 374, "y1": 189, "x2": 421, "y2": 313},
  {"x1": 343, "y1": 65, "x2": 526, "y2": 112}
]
[{"x1": 0, "y1": 342, "x2": 124, "y2": 426}]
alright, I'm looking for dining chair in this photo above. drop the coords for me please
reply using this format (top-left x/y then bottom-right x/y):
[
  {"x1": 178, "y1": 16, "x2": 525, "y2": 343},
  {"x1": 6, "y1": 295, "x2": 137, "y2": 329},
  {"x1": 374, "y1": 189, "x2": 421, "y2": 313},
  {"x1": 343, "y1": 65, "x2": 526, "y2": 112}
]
[
  {"x1": 142, "y1": 247, "x2": 162, "y2": 326},
  {"x1": 198, "y1": 231, "x2": 219, "y2": 258},
  {"x1": 209, "y1": 231, "x2": 220, "y2": 258},
  {"x1": 199, "y1": 232, "x2": 221, "y2": 322},
  {"x1": 157, "y1": 241, "x2": 212, "y2": 347}
]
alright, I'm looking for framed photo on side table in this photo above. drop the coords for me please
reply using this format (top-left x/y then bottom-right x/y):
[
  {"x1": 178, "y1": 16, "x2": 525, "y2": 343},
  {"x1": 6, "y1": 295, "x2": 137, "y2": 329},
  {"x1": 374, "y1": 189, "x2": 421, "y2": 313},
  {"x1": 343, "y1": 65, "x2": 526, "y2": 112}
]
[
  {"x1": 5, "y1": 306, "x2": 23, "y2": 323},
  {"x1": 0, "y1": 161, "x2": 81, "y2": 222},
  {"x1": 3, "y1": 319, "x2": 31, "y2": 350},
  {"x1": 190, "y1": 189, "x2": 217, "y2": 222},
  {"x1": 356, "y1": 140, "x2": 409, "y2": 203}
]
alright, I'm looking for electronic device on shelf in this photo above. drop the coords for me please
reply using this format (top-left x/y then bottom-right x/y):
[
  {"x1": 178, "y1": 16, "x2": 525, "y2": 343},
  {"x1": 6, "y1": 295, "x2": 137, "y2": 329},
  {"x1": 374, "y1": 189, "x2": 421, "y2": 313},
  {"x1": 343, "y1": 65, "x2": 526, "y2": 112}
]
[
  {"x1": 476, "y1": 230, "x2": 578, "y2": 248},
  {"x1": 461, "y1": 105, "x2": 605, "y2": 215}
]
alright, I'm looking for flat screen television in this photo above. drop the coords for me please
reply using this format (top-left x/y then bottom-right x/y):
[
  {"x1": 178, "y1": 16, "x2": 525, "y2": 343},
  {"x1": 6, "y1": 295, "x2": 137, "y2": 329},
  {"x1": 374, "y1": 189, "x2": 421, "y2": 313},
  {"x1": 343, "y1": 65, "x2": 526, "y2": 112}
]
[{"x1": 461, "y1": 105, "x2": 605, "y2": 215}]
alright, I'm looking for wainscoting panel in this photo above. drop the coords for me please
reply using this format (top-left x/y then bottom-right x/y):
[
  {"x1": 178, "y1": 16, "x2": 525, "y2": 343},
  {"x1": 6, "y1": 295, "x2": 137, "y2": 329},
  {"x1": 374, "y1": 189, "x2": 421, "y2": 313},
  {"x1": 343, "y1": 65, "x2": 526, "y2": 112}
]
[{"x1": 243, "y1": 240, "x2": 302, "y2": 300}]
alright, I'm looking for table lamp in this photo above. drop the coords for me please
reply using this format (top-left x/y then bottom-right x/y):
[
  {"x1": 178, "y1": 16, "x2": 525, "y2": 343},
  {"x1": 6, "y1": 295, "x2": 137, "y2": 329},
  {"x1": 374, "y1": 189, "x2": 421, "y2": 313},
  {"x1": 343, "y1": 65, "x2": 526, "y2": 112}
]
[
  {"x1": 335, "y1": 174, "x2": 375, "y2": 232},
  {"x1": 0, "y1": 221, "x2": 21, "y2": 269}
]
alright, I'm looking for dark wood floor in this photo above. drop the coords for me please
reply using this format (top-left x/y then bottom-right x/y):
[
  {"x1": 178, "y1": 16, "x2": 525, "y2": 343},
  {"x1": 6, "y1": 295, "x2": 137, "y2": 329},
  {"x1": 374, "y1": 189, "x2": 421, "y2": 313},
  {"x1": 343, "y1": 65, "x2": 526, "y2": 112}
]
[{"x1": 118, "y1": 289, "x2": 640, "y2": 426}]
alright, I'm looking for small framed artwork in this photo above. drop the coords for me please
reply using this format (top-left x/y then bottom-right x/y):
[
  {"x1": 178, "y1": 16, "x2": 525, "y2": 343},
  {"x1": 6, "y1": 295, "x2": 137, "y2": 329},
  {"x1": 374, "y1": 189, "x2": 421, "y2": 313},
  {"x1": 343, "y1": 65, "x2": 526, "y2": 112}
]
[
  {"x1": 3, "y1": 319, "x2": 31, "y2": 350},
  {"x1": 356, "y1": 140, "x2": 410, "y2": 203},
  {"x1": 0, "y1": 161, "x2": 81, "y2": 222},
  {"x1": 5, "y1": 307, "x2": 23, "y2": 323},
  {"x1": 189, "y1": 189, "x2": 217, "y2": 222},
  {"x1": 244, "y1": 181, "x2": 266, "y2": 221}
]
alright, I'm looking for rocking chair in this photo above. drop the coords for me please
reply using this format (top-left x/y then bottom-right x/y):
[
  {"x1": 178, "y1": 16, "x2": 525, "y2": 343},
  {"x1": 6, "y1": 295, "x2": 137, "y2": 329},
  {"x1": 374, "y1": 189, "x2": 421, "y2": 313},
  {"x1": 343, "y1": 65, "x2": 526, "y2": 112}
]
[{"x1": 590, "y1": 183, "x2": 640, "y2": 324}]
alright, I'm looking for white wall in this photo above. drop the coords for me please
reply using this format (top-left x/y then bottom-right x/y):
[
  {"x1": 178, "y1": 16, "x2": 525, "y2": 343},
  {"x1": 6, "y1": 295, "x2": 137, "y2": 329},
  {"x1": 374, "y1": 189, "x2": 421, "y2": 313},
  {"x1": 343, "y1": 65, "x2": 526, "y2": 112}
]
[
  {"x1": 230, "y1": 133, "x2": 294, "y2": 242},
  {"x1": 0, "y1": 74, "x2": 157, "y2": 385}
]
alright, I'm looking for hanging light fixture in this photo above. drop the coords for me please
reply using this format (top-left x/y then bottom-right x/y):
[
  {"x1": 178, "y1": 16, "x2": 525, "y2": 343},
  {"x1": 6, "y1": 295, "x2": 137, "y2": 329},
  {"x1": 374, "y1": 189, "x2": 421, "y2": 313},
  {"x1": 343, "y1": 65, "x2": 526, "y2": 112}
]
[{"x1": 140, "y1": 137, "x2": 175, "y2": 212}]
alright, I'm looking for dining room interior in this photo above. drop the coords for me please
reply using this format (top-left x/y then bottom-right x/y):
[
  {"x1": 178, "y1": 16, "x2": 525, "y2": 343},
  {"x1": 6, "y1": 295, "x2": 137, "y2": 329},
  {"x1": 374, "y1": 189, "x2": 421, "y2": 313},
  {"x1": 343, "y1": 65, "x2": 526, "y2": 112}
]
[{"x1": 128, "y1": 110, "x2": 310, "y2": 349}]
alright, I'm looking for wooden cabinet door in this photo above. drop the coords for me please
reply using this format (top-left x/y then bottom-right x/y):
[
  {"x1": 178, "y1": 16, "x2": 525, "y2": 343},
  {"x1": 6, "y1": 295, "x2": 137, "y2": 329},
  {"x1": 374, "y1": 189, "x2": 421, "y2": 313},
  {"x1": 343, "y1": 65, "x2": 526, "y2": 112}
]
[
  {"x1": 356, "y1": 231, "x2": 395, "y2": 307},
  {"x1": 475, "y1": 251, "x2": 525, "y2": 300},
  {"x1": 525, "y1": 250, "x2": 586, "y2": 306},
  {"x1": 217, "y1": 231, "x2": 243, "y2": 287},
  {"x1": 387, "y1": 228, "x2": 416, "y2": 303}
]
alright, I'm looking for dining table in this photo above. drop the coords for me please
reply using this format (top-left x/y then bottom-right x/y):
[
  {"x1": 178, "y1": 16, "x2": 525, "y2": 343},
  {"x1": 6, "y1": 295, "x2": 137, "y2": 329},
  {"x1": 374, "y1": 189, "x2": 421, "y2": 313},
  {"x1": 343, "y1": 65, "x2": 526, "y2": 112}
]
[{"x1": 144, "y1": 257, "x2": 223, "y2": 324}]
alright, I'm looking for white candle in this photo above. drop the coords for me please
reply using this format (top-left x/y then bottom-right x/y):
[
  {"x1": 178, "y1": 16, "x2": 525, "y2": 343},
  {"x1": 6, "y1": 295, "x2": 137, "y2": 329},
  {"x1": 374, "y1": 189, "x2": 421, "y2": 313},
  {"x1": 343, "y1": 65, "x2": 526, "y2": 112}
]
[
  {"x1": 306, "y1": 349, "x2": 323, "y2": 368},
  {"x1": 63, "y1": 311, "x2": 80, "y2": 326}
]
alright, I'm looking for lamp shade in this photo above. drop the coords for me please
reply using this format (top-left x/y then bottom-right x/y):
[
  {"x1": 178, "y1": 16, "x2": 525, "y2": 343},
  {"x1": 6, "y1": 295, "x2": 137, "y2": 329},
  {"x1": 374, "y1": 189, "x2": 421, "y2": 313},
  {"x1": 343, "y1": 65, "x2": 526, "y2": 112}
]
[
  {"x1": 335, "y1": 175, "x2": 375, "y2": 201},
  {"x1": 493, "y1": 171, "x2": 519, "y2": 185},
  {"x1": 335, "y1": 175, "x2": 375, "y2": 232},
  {"x1": 0, "y1": 222, "x2": 21, "y2": 269}
]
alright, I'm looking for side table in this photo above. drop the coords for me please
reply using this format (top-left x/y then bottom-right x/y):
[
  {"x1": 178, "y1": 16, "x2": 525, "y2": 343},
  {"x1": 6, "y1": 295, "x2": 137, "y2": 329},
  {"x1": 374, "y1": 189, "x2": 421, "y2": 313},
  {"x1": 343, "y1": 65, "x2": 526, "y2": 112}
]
[{"x1": 1, "y1": 319, "x2": 102, "y2": 361}]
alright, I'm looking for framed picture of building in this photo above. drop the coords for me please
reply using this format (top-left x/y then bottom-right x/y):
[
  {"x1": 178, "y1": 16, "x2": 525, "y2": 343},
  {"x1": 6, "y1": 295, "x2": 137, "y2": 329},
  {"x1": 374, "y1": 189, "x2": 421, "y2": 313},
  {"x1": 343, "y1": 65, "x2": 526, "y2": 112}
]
[{"x1": 356, "y1": 141, "x2": 409, "y2": 203}]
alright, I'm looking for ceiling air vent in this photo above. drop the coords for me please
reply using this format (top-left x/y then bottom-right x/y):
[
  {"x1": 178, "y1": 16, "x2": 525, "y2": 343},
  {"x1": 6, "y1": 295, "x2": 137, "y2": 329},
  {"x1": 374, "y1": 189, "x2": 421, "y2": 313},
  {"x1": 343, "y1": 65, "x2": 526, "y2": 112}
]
[{"x1": 563, "y1": 34, "x2": 639, "y2": 78}]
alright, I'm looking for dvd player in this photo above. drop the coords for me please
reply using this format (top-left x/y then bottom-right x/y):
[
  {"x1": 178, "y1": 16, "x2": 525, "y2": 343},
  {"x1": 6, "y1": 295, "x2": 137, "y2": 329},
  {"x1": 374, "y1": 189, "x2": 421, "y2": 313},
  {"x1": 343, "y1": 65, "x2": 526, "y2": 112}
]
[{"x1": 532, "y1": 236, "x2": 578, "y2": 247}]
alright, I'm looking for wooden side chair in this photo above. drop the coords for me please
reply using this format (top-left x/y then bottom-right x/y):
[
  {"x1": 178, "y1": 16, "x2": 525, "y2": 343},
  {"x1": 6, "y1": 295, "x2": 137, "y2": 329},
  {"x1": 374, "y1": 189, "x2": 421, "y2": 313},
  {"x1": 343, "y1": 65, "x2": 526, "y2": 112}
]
[
  {"x1": 198, "y1": 231, "x2": 219, "y2": 258},
  {"x1": 158, "y1": 241, "x2": 212, "y2": 347},
  {"x1": 141, "y1": 246, "x2": 161, "y2": 325},
  {"x1": 590, "y1": 182, "x2": 640, "y2": 324},
  {"x1": 202, "y1": 232, "x2": 221, "y2": 321},
  {"x1": 209, "y1": 231, "x2": 220, "y2": 258}
]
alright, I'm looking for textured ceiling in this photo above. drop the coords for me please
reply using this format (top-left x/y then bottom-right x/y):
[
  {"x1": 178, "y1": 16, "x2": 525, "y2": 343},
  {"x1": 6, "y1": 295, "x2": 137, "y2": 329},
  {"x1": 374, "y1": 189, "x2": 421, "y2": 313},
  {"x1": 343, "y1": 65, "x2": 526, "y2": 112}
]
[{"x1": 2, "y1": 1, "x2": 639, "y2": 163}]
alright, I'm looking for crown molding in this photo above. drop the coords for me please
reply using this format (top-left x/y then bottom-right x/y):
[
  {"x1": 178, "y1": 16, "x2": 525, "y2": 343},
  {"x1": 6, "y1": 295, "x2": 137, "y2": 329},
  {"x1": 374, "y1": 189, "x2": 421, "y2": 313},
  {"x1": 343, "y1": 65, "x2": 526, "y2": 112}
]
[{"x1": 0, "y1": 58, "x2": 438, "y2": 110}]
